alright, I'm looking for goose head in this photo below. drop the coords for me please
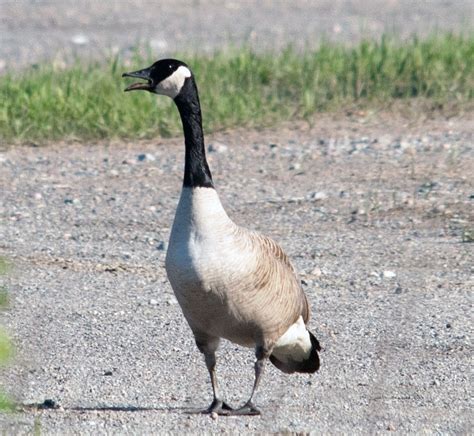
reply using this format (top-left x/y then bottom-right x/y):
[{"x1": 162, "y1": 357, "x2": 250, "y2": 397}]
[{"x1": 122, "y1": 59, "x2": 192, "y2": 99}]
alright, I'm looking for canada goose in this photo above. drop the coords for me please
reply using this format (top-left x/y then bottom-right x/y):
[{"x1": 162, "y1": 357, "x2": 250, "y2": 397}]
[{"x1": 123, "y1": 59, "x2": 321, "y2": 416}]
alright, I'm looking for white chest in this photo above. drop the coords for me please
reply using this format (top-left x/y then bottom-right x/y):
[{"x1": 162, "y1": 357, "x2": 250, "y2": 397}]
[{"x1": 165, "y1": 187, "x2": 244, "y2": 291}]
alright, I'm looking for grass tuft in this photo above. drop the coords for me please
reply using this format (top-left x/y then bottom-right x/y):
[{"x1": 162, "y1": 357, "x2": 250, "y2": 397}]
[
  {"x1": 0, "y1": 34, "x2": 473, "y2": 144},
  {"x1": 0, "y1": 330, "x2": 11, "y2": 365},
  {"x1": 0, "y1": 391, "x2": 14, "y2": 412},
  {"x1": 0, "y1": 287, "x2": 8, "y2": 308},
  {"x1": 0, "y1": 258, "x2": 12, "y2": 411},
  {"x1": 0, "y1": 258, "x2": 10, "y2": 276}
]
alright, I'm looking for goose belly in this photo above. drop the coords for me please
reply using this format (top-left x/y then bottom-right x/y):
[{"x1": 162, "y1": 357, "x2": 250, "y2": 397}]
[{"x1": 165, "y1": 236, "x2": 257, "y2": 347}]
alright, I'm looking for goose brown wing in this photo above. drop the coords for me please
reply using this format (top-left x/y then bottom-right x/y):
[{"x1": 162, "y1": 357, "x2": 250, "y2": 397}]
[{"x1": 247, "y1": 231, "x2": 311, "y2": 326}]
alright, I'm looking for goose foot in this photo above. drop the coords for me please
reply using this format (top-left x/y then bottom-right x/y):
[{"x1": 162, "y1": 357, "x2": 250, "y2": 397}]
[
  {"x1": 204, "y1": 399, "x2": 234, "y2": 415},
  {"x1": 232, "y1": 401, "x2": 261, "y2": 416}
]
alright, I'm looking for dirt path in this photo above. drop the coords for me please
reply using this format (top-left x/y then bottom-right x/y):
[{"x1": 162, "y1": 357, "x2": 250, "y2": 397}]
[
  {"x1": 2, "y1": 0, "x2": 473, "y2": 69},
  {"x1": 0, "y1": 114, "x2": 472, "y2": 433}
]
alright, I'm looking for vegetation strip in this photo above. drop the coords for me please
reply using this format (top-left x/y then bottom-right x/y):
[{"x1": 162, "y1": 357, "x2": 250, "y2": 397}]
[
  {"x1": 0, "y1": 257, "x2": 12, "y2": 411},
  {"x1": 0, "y1": 34, "x2": 472, "y2": 143}
]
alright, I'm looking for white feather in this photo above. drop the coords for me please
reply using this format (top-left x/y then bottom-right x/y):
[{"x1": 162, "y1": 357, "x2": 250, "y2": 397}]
[
  {"x1": 166, "y1": 187, "x2": 242, "y2": 291},
  {"x1": 272, "y1": 316, "x2": 311, "y2": 362},
  {"x1": 155, "y1": 65, "x2": 192, "y2": 98}
]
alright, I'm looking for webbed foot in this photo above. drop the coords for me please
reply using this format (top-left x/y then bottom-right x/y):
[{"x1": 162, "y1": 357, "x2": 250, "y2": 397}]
[
  {"x1": 204, "y1": 399, "x2": 234, "y2": 415},
  {"x1": 232, "y1": 400, "x2": 261, "y2": 416}
]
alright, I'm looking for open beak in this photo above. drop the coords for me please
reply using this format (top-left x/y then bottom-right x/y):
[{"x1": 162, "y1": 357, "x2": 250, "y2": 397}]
[{"x1": 122, "y1": 67, "x2": 153, "y2": 92}]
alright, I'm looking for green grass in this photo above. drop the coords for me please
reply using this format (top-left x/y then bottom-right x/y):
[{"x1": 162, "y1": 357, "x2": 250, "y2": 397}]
[
  {"x1": 0, "y1": 258, "x2": 10, "y2": 277},
  {"x1": 0, "y1": 258, "x2": 13, "y2": 412},
  {"x1": 0, "y1": 329, "x2": 11, "y2": 363},
  {"x1": 0, "y1": 34, "x2": 473, "y2": 144},
  {"x1": 0, "y1": 287, "x2": 8, "y2": 309}
]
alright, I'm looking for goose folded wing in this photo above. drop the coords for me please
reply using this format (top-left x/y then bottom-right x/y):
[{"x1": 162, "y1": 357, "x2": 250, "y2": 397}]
[{"x1": 237, "y1": 231, "x2": 311, "y2": 337}]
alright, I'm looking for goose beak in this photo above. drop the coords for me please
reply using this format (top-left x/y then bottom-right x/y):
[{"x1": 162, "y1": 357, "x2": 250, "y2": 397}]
[{"x1": 122, "y1": 67, "x2": 153, "y2": 92}]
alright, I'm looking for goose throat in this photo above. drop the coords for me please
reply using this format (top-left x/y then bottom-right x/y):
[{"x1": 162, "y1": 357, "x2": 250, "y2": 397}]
[{"x1": 174, "y1": 79, "x2": 214, "y2": 189}]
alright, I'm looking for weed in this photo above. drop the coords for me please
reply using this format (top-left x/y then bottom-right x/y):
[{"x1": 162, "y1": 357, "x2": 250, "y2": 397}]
[
  {"x1": 0, "y1": 259, "x2": 10, "y2": 276},
  {"x1": 0, "y1": 288, "x2": 7, "y2": 309},
  {"x1": 0, "y1": 258, "x2": 12, "y2": 411},
  {"x1": 462, "y1": 228, "x2": 474, "y2": 242}
]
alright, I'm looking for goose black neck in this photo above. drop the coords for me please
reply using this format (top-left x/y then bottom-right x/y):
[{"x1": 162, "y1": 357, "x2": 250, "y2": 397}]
[{"x1": 174, "y1": 78, "x2": 214, "y2": 189}]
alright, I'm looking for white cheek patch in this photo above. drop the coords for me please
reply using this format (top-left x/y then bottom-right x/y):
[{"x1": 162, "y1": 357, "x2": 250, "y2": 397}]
[{"x1": 155, "y1": 66, "x2": 192, "y2": 98}]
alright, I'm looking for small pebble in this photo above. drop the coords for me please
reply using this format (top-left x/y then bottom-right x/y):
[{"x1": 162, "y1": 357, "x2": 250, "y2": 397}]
[
  {"x1": 383, "y1": 271, "x2": 397, "y2": 279},
  {"x1": 208, "y1": 143, "x2": 228, "y2": 153},
  {"x1": 137, "y1": 153, "x2": 156, "y2": 162},
  {"x1": 71, "y1": 34, "x2": 89, "y2": 45},
  {"x1": 156, "y1": 241, "x2": 166, "y2": 251},
  {"x1": 64, "y1": 198, "x2": 80, "y2": 205},
  {"x1": 38, "y1": 399, "x2": 59, "y2": 410},
  {"x1": 309, "y1": 191, "x2": 327, "y2": 201}
]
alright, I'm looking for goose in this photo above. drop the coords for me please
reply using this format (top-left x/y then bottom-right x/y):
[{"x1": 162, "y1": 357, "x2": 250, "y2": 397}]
[{"x1": 122, "y1": 59, "x2": 321, "y2": 416}]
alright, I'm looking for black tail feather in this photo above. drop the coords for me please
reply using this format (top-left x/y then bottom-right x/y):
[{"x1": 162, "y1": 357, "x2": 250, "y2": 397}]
[{"x1": 269, "y1": 331, "x2": 321, "y2": 374}]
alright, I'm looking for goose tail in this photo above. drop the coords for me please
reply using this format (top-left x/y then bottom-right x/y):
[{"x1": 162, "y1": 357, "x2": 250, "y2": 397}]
[{"x1": 269, "y1": 318, "x2": 321, "y2": 374}]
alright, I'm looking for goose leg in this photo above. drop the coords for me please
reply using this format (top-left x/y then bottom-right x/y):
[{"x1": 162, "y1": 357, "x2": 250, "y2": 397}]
[
  {"x1": 233, "y1": 346, "x2": 269, "y2": 416},
  {"x1": 203, "y1": 351, "x2": 234, "y2": 414},
  {"x1": 195, "y1": 338, "x2": 234, "y2": 415}
]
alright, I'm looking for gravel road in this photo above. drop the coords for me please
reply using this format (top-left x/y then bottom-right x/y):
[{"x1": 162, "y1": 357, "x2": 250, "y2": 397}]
[
  {"x1": 0, "y1": 114, "x2": 472, "y2": 433},
  {"x1": 1, "y1": 0, "x2": 473, "y2": 69},
  {"x1": 1, "y1": 2, "x2": 473, "y2": 434}
]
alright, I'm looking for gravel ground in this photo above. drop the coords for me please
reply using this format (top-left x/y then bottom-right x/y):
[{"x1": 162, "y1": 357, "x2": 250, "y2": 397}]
[
  {"x1": 0, "y1": 114, "x2": 472, "y2": 434},
  {"x1": 1, "y1": 0, "x2": 473, "y2": 69}
]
